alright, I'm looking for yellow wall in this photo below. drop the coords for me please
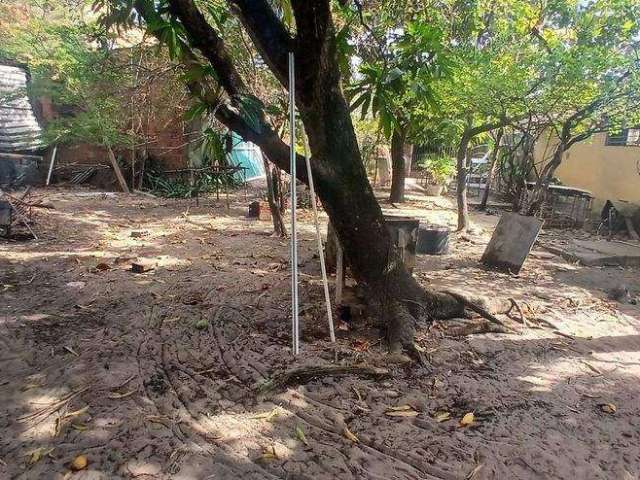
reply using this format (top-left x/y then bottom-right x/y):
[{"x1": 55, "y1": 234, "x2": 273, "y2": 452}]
[{"x1": 534, "y1": 132, "x2": 640, "y2": 207}]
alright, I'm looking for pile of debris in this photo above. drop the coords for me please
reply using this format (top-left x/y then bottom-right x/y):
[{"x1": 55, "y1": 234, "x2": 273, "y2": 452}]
[{"x1": 0, "y1": 187, "x2": 53, "y2": 239}]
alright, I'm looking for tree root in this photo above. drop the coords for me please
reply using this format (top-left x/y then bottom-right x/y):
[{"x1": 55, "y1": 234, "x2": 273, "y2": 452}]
[
  {"x1": 255, "y1": 365, "x2": 390, "y2": 397},
  {"x1": 441, "y1": 318, "x2": 510, "y2": 336},
  {"x1": 441, "y1": 290, "x2": 513, "y2": 332},
  {"x1": 506, "y1": 297, "x2": 529, "y2": 327}
]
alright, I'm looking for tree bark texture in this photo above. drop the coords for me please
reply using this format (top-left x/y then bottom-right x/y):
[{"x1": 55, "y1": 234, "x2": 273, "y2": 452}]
[
  {"x1": 389, "y1": 128, "x2": 407, "y2": 203},
  {"x1": 456, "y1": 134, "x2": 471, "y2": 231},
  {"x1": 262, "y1": 157, "x2": 287, "y2": 237}
]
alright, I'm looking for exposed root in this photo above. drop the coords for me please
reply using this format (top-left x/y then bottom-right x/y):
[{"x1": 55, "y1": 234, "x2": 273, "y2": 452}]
[
  {"x1": 387, "y1": 301, "x2": 418, "y2": 354},
  {"x1": 441, "y1": 290, "x2": 513, "y2": 332},
  {"x1": 506, "y1": 297, "x2": 529, "y2": 327},
  {"x1": 442, "y1": 318, "x2": 509, "y2": 336},
  {"x1": 256, "y1": 365, "x2": 390, "y2": 396}
]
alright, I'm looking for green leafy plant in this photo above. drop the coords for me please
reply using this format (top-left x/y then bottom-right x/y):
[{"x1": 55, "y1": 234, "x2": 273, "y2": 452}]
[{"x1": 418, "y1": 154, "x2": 455, "y2": 185}]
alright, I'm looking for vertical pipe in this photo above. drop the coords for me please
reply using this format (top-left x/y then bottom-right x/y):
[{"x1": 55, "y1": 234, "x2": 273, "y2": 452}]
[
  {"x1": 46, "y1": 145, "x2": 58, "y2": 186},
  {"x1": 289, "y1": 51, "x2": 299, "y2": 355}
]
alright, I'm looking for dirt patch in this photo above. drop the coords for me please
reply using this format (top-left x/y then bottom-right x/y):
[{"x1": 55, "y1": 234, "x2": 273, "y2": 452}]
[{"x1": 1, "y1": 187, "x2": 639, "y2": 479}]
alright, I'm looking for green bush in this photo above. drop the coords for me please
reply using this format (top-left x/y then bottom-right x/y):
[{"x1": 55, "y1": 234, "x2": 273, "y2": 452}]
[{"x1": 418, "y1": 154, "x2": 455, "y2": 184}]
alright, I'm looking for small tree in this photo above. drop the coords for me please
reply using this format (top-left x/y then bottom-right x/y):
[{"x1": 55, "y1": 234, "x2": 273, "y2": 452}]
[
  {"x1": 522, "y1": 0, "x2": 640, "y2": 214},
  {"x1": 348, "y1": 11, "x2": 450, "y2": 203},
  {"x1": 422, "y1": 0, "x2": 543, "y2": 230}
]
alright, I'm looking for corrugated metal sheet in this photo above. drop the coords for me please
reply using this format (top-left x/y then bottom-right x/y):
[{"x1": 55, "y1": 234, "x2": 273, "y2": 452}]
[{"x1": 0, "y1": 64, "x2": 44, "y2": 153}]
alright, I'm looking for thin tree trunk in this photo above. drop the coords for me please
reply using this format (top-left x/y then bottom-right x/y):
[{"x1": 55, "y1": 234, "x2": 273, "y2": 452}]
[
  {"x1": 389, "y1": 128, "x2": 407, "y2": 203},
  {"x1": 479, "y1": 128, "x2": 504, "y2": 210},
  {"x1": 404, "y1": 143, "x2": 413, "y2": 176},
  {"x1": 456, "y1": 133, "x2": 471, "y2": 231},
  {"x1": 526, "y1": 143, "x2": 565, "y2": 216},
  {"x1": 262, "y1": 157, "x2": 287, "y2": 236},
  {"x1": 273, "y1": 165, "x2": 285, "y2": 214}
]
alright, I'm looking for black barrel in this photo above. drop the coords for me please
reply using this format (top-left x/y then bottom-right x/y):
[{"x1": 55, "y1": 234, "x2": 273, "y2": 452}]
[{"x1": 417, "y1": 226, "x2": 449, "y2": 255}]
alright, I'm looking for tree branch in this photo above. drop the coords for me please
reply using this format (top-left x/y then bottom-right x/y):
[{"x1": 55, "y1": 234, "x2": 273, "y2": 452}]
[
  {"x1": 226, "y1": 0, "x2": 292, "y2": 86},
  {"x1": 166, "y1": 0, "x2": 247, "y2": 97},
  {"x1": 133, "y1": 0, "x2": 308, "y2": 183}
]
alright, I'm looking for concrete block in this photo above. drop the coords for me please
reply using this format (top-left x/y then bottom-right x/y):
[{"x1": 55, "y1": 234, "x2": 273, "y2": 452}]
[{"x1": 481, "y1": 213, "x2": 543, "y2": 273}]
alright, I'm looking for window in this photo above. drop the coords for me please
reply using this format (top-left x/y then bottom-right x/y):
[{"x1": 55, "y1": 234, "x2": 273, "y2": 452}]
[{"x1": 606, "y1": 128, "x2": 640, "y2": 146}]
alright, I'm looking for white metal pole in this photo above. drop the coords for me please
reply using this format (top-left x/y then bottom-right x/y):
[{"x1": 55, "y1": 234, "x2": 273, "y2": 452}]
[
  {"x1": 301, "y1": 130, "x2": 336, "y2": 343},
  {"x1": 46, "y1": 145, "x2": 58, "y2": 186},
  {"x1": 289, "y1": 52, "x2": 300, "y2": 355}
]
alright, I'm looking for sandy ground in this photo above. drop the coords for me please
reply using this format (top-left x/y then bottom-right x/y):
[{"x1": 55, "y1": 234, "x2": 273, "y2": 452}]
[{"x1": 1, "y1": 187, "x2": 639, "y2": 480}]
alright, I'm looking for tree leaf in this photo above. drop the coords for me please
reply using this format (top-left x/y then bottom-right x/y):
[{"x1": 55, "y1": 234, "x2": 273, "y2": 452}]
[
  {"x1": 295, "y1": 425, "x2": 309, "y2": 446},
  {"x1": 459, "y1": 412, "x2": 475, "y2": 427},
  {"x1": 342, "y1": 426, "x2": 359, "y2": 443}
]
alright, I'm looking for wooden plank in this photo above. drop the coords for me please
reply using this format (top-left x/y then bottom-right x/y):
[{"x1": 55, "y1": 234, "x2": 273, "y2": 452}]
[{"x1": 107, "y1": 146, "x2": 130, "y2": 193}]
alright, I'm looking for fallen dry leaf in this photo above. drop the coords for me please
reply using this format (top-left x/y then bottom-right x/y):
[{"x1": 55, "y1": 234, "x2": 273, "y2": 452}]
[
  {"x1": 70, "y1": 454, "x2": 88, "y2": 471},
  {"x1": 26, "y1": 447, "x2": 54, "y2": 465},
  {"x1": 108, "y1": 390, "x2": 136, "y2": 399},
  {"x1": 433, "y1": 411, "x2": 451, "y2": 422},
  {"x1": 385, "y1": 405, "x2": 419, "y2": 417},
  {"x1": 460, "y1": 412, "x2": 475, "y2": 427},
  {"x1": 295, "y1": 425, "x2": 309, "y2": 446},
  {"x1": 343, "y1": 426, "x2": 359, "y2": 443},
  {"x1": 600, "y1": 403, "x2": 617, "y2": 414}
]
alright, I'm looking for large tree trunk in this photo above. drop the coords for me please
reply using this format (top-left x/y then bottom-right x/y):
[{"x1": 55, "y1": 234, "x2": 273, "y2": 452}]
[
  {"x1": 456, "y1": 133, "x2": 471, "y2": 231},
  {"x1": 153, "y1": 0, "x2": 465, "y2": 352},
  {"x1": 479, "y1": 128, "x2": 503, "y2": 210},
  {"x1": 389, "y1": 128, "x2": 407, "y2": 203},
  {"x1": 290, "y1": 7, "x2": 463, "y2": 349}
]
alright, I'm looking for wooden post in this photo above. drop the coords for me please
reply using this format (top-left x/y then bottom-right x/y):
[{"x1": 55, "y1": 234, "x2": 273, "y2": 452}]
[
  {"x1": 302, "y1": 127, "x2": 335, "y2": 342},
  {"x1": 107, "y1": 146, "x2": 130, "y2": 193}
]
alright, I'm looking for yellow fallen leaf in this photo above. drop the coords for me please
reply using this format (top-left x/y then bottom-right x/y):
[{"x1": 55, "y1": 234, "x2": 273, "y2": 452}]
[
  {"x1": 459, "y1": 412, "x2": 475, "y2": 427},
  {"x1": 71, "y1": 423, "x2": 88, "y2": 431},
  {"x1": 295, "y1": 425, "x2": 309, "y2": 446},
  {"x1": 259, "y1": 446, "x2": 278, "y2": 461},
  {"x1": 27, "y1": 447, "x2": 53, "y2": 465},
  {"x1": 108, "y1": 390, "x2": 136, "y2": 399},
  {"x1": 70, "y1": 454, "x2": 88, "y2": 471},
  {"x1": 343, "y1": 426, "x2": 359, "y2": 443},
  {"x1": 250, "y1": 407, "x2": 280, "y2": 422},
  {"x1": 385, "y1": 405, "x2": 413, "y2": 412},
  {"x1": 385, "y1": 405, "x2": 419, "y2": 418},
  {"x1": 600, "y1": 403, "x2": 617, "y2": 414},
  {"x1": 64, "y1": 405, "x2": 90, "y2": 419},
  {"x1": 433, "y1": 411, "x2": 451, "y2": 422}
]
